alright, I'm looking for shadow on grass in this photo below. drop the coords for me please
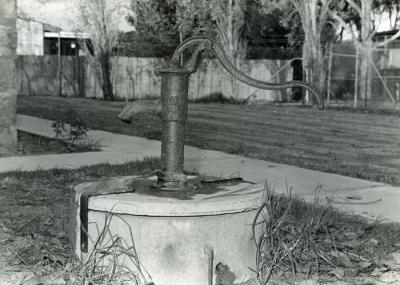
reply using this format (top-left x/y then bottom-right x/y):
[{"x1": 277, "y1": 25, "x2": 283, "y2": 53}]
[{"x1": 190, "y1": 92, "x2": 244, "y2": 104}]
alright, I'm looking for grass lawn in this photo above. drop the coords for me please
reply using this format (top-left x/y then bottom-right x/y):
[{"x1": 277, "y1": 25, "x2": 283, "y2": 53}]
[
  {"x1": 0, "y1": 159, "x2": 160, "y2": 279},
  {"x1": 17, "y1": 95, "x2": 400, "y2": 185},
  {"x1": 1, "y1": 159, "x2": 400, "y2": 284}
]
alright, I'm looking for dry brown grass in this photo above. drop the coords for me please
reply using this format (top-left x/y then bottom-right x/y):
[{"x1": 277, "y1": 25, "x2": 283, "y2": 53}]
[
  {"x1": 253, "y1": 184, "x2": 400, "y2": 284},
  {"x1": 0, "y1": 158, "x2": 161, "y2": 284},
  {"x1": 69, "y1": 211, "x2": 153, "y2": 285}
]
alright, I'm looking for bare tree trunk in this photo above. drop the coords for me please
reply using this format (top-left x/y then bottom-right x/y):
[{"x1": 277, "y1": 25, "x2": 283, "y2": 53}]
[
  {"x1": 338, "y1": 0, "x2": 400, "y2": 107},
  {"x1": 100, "y1": 53, "x2": 114, "y2": 101},
  {"x1": 0, "y1": 0, "x2": 18, "y2": 156},
  {"x1": 302, "y1": 30, "x2": 326, "y2": 104},
  {"x1": 359, "y1": 1, "x2": 373, "y2": 107},
  {"x1": 212, "y1": 0, "x2": 247, "y2": 99},
  {"x1": 359, "y1": 49, "x2": 369, "y2": 107},
  {"x1": 78, "y1": 0, "x2": 120, "y2": 101},
  {"x1": 292, "y1": 0, "x2": 330, "y2": 104},
  {"x1": 277, "y1": 60, "x2": 288, "y2": 101},
  {"x1": 329, "y1": 0, "x2": 382, "y2": 108}
]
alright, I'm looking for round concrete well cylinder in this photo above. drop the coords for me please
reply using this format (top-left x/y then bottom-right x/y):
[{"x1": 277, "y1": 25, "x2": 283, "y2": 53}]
[{"x1": 72, "y1": 176, "x2": 265, "y2": 285}]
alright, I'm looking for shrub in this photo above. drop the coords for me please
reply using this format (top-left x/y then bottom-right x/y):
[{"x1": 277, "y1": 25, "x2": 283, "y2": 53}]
[{"x1": 51, "y1": 110, "x2": 89, "y2": 144}]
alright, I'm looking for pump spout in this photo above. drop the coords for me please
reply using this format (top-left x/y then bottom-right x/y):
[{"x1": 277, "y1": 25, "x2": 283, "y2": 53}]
[{"x1": 118, "y1": 99, "x2": 162, "y2": 124}]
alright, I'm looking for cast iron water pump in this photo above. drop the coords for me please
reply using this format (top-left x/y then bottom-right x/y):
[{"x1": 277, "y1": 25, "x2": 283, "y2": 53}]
[{"x1": 119, "y1": 36, "x2": 324, "y2": 191}]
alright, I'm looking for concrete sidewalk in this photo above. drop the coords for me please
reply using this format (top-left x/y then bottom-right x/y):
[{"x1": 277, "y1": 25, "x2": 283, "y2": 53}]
[{"x1": 2, "y1": 114, "x2": 399, "y2": 222}]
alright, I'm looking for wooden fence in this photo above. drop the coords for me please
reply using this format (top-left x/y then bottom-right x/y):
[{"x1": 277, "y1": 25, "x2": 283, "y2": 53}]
[
  {"x1": 16, "y1": 55, "x2": 292, "y2": 102},
  {"x1": 17, "y1": 55, "x2": 85, "y2": 97}
]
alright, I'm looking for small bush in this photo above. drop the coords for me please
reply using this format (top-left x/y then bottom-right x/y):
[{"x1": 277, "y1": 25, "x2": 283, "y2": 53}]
[
  {"x1": 50, "y1": 109, "x2": 100, "y2": 152},
  {"x1": 52, "y1": 109, "x2": 89, "y2": 144},
  {"x1": 51, "y1": 110, "x2": 89, "y2": 144}
]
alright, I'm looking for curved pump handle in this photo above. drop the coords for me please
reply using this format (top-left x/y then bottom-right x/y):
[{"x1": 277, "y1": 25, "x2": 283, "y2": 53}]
[{"x1": 172, "y1": 36, "x2": 324, "y2": 110}]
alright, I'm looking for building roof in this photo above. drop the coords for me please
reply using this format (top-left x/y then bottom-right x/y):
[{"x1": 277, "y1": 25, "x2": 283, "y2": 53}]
[
  {"x1": 373, "y1": 29, "x2": 400, "y2": 48},
  {"x1": 43, "y1": 22, "x2": 62, "y2": 32},
  {"x1": 373, "y1": 29, "x2": 400, "y2": 40},
  {"x1": 44, "y1": 31, "x2": 90, "y2": 39}
]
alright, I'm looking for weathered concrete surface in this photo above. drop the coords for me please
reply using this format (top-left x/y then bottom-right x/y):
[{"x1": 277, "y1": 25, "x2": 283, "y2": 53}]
[
  {"x1": 0, "y1": 0, "x2": 17, "y2": 156},
  {"x1": 72, "y1": 176, "x2": 265, "y2": 285}
]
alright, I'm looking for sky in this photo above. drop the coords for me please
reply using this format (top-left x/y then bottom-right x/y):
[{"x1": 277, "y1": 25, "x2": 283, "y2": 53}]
[{"x1": 17, "y1": 0, "x2": 135, "y2": 32}]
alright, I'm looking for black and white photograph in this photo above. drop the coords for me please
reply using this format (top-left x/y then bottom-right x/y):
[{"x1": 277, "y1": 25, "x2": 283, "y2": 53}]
[{"x1": 1, "y1": 0, "x2": 400, "y2": 284}]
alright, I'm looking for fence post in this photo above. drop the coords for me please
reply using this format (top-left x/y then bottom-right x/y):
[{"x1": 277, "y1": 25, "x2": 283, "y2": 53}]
[
  {"x1": 58, "y1": 32, "x2": 62, "y2": 97},
  {"x1": 368, "y1": 53, "x2": 396, "y2": 105},
  {"x1": 354, "y1": 45, "x2": 359, "y2": 109},
  {"x1": 326, "y1": 45, "x2": 333, "y2": 106}
]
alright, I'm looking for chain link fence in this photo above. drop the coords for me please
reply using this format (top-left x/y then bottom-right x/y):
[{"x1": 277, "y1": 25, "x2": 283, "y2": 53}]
[{"x1": 327, "y1": 41, "x2": 400, "y2": 109}]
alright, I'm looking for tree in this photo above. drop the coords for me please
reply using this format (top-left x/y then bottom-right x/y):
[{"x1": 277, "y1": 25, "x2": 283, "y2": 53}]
[
  {"x1": 134, "y1": 0, "x2": 248, "y2": 98},
  {"x1": 247, "y1": 0, "x2": 299, "y2": 59},
  {"x1": 376, "y1": 0, "x2": 400, "y2": 30},
  {"x1": 133, "y1": 0, "x2": 180, "y2": 53},
  {"x1": 330, "y1": 0, "x2": 400, "y2": 107},
  {"x1": 289, "y1": 0, "x2": 336, "y2": 101},
  {"x1": 78, "y1": 0, "x2": 128, "y2": 100},
  {"x1": 133, "y1": 0, "x2": 213, "y2": 56},
  {"x1": 210, "y1": 0, "x2": 248, "y2": 98},
  {"x1": 174, "y1": 0, "x2": 215, "y2": 39}
]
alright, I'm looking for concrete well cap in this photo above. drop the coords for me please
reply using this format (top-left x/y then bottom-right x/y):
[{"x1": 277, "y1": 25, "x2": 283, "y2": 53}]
[{"x1": 74, "y1": 176, "x2": 266, "y2": 217}]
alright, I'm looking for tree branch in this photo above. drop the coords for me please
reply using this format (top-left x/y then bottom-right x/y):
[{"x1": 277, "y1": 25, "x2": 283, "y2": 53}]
[
  {"x1": 329, "y1": 10, "x2": 358, "y2": 44},
  {"x1": 344, "y1": 0, "x2": 362, "y2": 17}
]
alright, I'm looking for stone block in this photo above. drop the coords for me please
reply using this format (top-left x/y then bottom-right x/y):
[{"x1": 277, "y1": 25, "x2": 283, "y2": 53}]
[
  {"x1": 0, "y1": 57, "x2": 16, "y2": 93},
  {"x1": 0, "y1": 25, "x2": 17, "y2": 54},
  {"x1": 0, "y1": 0, "x2": 16, "y2": 156},
  {"x1": 0, "y1": 92, "x2": 17, "y2": 156}
]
